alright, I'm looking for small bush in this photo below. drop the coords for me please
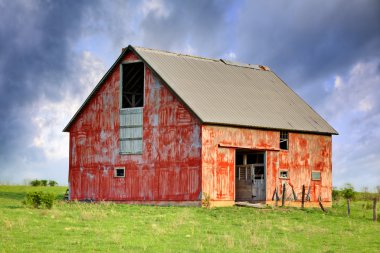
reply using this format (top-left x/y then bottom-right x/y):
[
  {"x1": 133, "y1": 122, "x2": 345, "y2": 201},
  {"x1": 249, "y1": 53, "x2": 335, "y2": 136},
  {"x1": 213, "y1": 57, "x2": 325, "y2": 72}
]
[
  {"x1": 30, "y1": 180, "x2": 41, "y2": 186},
  {"x1": 202, "y1": 193, "x2": 211, "y2": 209},
  {"x1": 30, "y1": 179, "x2": 58, "y2": 187},
  {"x1": 332, "y1": 187, "x2": 340, "y2": 201},
  {"x1": 23, "y1": 191, "x2": 55, "y2": 209},
  {"x1": 48, "y1": 180, "x2": 58, "y2": 187},
  {"x1": 341, "y1": 183, "x2": 355, "y2": 200}
]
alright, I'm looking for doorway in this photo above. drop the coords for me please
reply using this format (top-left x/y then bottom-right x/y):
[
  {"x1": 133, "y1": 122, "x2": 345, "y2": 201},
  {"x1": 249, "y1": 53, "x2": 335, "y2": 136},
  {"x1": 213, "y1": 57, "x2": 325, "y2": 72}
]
[{"x1": 235, "y1": 150, "x2": 266, "y2": 202}]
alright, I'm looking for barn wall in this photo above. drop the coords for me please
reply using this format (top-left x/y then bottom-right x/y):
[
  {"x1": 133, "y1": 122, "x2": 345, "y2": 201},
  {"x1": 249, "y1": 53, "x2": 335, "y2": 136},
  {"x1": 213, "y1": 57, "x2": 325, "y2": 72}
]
[
  {"x1": 69, "y1": 51, "x2": 202, "y2": 202},
  {"x1": 201, "y1": 125, "x2": 332, "y2": 206},
  {"x1": 274, "y1": 132, "x2": 332, "y2": 204}
]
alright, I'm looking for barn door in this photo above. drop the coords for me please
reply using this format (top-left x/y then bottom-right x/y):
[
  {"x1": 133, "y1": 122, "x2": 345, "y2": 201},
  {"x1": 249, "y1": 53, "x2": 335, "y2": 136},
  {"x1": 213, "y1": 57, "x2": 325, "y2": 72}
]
[
  {"x1": 252, "y1": 165, "x2": 265, "y2": 201},
  {"x1": 235, "y1": 151, "x2": 266, "y2": 202}
]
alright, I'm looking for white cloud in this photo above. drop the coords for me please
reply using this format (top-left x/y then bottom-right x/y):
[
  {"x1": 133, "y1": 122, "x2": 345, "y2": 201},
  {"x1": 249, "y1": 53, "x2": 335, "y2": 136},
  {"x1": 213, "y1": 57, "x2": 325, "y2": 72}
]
[
  {"x1": 140, "y1": 0, "x2": 170, "y2": 19},
  {"x1": 30, "y1": 51, "x2": 106, "y2": 161},
  {"x1": 333, "y1": 75, "x2": 343, "y2": 89},
  {"x1": 358, "y1": 98, "x2": 373, "y2": 112},
  {"x1": 321, "y1": 59, "x2": 380, "y2": 189},
  {"x1": 223, "y1": 52, "x2": 237, "y2": 60}
]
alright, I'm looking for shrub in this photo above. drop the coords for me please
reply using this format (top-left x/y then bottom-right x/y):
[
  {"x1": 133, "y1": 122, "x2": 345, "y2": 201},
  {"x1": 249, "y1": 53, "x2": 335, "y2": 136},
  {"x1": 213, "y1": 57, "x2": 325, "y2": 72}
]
[
  {"x1": 48, "y1": 180, "x2": 58, "y2": 187},
  {"x1": 23, "y1": 191, "x2": 55, "y2": 209},
  {"x1": 202, "y1": 193, "x2": 211, "y2": 209},
  {"x1": 341, "y1": 183, "x2": 355, "y2": 200},
  {"x1": 332, "y1": 187, "x2": 340, "y2": 201},
  {"x1": 30, "y1": 180, "x2": 41, "y2": 187},
  {"x1": 40, "y1": 180, "x2": 48, "y2": 186}
]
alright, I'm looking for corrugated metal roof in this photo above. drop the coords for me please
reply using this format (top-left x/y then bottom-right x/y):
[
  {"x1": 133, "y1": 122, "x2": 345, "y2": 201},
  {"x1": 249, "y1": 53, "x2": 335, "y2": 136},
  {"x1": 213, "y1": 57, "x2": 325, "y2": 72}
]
[
  {"x1": 132, "y1": 46, "x2": 337, "y2": 134},
  {"x1": 64, "y1": 45, "x2": 337, "y2": 135}
]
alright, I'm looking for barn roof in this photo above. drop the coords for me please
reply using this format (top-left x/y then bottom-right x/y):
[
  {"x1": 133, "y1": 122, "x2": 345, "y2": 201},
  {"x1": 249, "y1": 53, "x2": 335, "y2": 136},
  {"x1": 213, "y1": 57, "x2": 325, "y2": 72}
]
[{"x1": 63, "y1": 45, "x2": 338, "y2": 135}]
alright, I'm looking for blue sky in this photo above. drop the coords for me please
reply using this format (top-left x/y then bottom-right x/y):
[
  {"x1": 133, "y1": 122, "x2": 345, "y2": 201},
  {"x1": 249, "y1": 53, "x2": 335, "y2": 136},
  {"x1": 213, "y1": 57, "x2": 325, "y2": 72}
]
[{"x1": 0, "y1": 0, "x2": 379, "y2": 190}]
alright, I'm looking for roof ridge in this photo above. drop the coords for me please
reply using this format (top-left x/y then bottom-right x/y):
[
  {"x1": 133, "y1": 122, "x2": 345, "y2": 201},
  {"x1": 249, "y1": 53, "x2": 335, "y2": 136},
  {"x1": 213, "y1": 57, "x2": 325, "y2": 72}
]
[
  {"x1": 131, "y1": 45, "x2": 271, "y2": 71},
  {"x1": 131, "y1": 45, "x2": 221, "y2": 62}
]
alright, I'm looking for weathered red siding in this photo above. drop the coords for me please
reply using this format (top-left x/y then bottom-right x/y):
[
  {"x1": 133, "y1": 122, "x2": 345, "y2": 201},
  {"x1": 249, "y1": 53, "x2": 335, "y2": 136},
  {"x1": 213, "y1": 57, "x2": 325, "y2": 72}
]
[
  {"x1": 68, "y1": 52, "x2": 202, "y2": 202},
  {"x1": 201, "y1": 125, "x2": 332, "y2": 206}
]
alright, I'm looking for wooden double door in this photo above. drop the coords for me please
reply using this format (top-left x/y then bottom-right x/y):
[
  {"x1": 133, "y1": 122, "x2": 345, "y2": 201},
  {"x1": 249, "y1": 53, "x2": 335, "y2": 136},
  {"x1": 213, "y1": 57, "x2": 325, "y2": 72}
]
[{"x1": 235, "y1": 152, "x2": 266, "y2": 202}]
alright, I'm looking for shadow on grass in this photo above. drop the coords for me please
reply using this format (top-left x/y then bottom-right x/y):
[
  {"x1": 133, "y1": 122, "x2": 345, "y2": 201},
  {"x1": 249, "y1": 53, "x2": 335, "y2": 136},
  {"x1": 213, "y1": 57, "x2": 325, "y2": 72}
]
[
  {"x1": 4, "y1": 205, "x2": 23, "y2": 209},
  {"x1": 0, "y1": 191, "x2": 25, "y2": 201},
  {"x1": 0, "y1": 188, "x2": 65, "y2": 202}
]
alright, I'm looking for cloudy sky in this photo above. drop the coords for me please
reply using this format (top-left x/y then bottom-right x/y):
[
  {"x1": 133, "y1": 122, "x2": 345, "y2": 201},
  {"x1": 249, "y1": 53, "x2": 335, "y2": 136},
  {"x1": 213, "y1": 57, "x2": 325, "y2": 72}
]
[{"x1": 0, "y1": 0, "x2": 379, "y2": 190}]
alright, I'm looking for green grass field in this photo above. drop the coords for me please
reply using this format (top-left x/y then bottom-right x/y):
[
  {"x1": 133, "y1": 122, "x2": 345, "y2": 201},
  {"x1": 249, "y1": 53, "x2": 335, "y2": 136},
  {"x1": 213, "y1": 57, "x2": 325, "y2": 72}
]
[{"x1": 0, "y1": 185, "x2": 379, "y2": 252}]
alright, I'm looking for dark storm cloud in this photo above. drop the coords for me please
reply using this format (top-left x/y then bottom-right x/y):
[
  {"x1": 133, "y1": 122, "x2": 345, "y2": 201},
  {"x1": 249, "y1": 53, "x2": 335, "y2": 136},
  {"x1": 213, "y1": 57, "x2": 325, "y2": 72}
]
[
  {"x1": 137, "y1": 0, "x2": 237, "y2": 57},
  {"x1": 1, "y1": 0, "x2": 379, "y2": 187},
  {"x1": 0, "y1": 0, "x2": 96, "y2": 162},
  {"x1": 235, "y1": 0, "x2": 380, "y2": 88}
]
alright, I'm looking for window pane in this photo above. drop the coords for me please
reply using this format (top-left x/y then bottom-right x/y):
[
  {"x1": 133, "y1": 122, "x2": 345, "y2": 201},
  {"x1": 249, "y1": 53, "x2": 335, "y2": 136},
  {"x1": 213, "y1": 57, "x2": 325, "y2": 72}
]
[{"x1": 312, "y1": 171, "x2": 321, "y2": 180}]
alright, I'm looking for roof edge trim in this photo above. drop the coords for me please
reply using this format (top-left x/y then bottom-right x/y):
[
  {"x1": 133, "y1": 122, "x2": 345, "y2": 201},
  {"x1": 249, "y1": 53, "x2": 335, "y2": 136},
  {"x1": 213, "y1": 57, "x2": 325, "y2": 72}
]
[{"x1": 202, "y1": 122, "x2": 338, "y2": 135}]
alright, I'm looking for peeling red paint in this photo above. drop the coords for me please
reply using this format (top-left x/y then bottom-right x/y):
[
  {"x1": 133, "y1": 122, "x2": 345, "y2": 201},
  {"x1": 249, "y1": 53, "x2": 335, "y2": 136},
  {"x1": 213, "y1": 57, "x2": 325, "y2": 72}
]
[
  {"x1": 68, "y1": 51, "x2": 202, "y2": 202},
  {"x1": 68, "y1": 51, "x2": 332, "y2": 206},
  {"x1": 202, "y1": 125, "x2": 332, "y2": 204}
]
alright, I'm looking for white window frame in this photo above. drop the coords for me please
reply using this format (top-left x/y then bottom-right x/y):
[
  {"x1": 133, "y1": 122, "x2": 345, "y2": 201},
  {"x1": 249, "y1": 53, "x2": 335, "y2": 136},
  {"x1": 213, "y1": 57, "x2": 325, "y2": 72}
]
[{"x1": 114, "y1": 167, "x2": 125, "y2": 178}]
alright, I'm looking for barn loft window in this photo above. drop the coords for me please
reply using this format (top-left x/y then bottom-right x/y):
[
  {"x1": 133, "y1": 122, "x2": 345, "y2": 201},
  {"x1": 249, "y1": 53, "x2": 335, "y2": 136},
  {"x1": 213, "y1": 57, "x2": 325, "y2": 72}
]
[
  {"x1": 121, "y1": 62, "x2": 144, "y2": 108},
  {"x1": 280, "y1": 131, "x2": 288, "y2": 150},
  {"x1": 114, "y1": 167, "x2": 125, "y2": 178},
  {"x1": 311, "y1": 171, "x2": 321, "y2": 181},
  {"x1": 119, "y1": 62, "x2": 144, "y2": 154}
]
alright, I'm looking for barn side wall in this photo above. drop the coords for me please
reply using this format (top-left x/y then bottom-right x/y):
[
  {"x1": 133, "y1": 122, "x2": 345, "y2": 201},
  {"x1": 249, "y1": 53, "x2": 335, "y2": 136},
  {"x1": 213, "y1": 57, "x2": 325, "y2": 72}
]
[
  {"x1": 201, "y1": 125, "x2": 332, "y2": 207},
  {"x1": 68, "y1": 51, "x2": 202, "y2": 202}
]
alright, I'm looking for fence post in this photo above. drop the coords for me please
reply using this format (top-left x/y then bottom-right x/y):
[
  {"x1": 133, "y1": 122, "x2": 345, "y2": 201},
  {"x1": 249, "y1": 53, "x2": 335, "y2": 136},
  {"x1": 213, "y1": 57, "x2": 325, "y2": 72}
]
[
  {"x1": 282, "y1": 183, "x2": 286, "y2": 207},
  {"x1": 318, "y1": 196, "x2": 326, "y2": 213},
  {"x1": 374, "y1": 198, "x2": 377, "y2": 223},
  {"x1": 275, "y1": 187, "x2": 278, "y2": 207},
  {"x1": 301, "y1": 185, "x2": 305, "y2": 209}
]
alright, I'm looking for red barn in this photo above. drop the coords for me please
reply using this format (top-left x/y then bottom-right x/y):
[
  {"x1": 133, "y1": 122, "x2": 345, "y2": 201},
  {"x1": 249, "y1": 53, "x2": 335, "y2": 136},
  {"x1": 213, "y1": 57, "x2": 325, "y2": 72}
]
[{"x1": 63, "y1": 45, "x2": 338, "y2": 207}]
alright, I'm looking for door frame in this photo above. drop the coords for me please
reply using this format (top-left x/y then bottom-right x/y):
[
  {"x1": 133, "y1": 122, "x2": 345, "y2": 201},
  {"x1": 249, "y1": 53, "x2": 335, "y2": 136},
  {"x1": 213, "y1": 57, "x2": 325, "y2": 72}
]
[{"x1": 234, "y1": 149, "x2": 266, "y2": 203}]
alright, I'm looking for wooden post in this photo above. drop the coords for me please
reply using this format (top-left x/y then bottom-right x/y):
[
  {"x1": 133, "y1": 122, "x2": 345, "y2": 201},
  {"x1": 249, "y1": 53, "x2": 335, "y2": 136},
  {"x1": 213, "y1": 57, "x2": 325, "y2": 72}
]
[
  {"x1": 282, "y1": 183, "x2": 286, "y2": 207},
  {"x1": 272, "y1": 188, "x2": 277, "y2": 201},
  {"x1": 374, "y1": 198, "x2": 377, "y2": 223},
  {"x1": 347, "y1": 199, "x2": 351, "y2": 217},
  {"x1": 291, "y1": 185, "x2": 297, "y2": 201},
  {"x1": 301, "y1": 185, "x2": 305, "y2": 209},
  {"x1": 318, "y1": 196, "x2": 326, "y2": 213},
  {"x1": 275, "y1": 187, "x2": 278, "y2": 207}
]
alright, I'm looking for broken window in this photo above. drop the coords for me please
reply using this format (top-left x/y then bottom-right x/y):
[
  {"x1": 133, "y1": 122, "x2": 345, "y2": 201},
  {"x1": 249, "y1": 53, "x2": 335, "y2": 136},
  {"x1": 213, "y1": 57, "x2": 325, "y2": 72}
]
[
  {"x1": 114, "y1": 167, "x2": 125, "y2": 178},
  {"x1": 279, "y1": 170, "x2": 288, "y2": 179},
  {"x1": 311, "y1": 171, "x2": 321, "y2": 180},
  {"x1": 121, "y1": 62, "x2": 144, "y2": 108},
  {"x1": 280, "y1": 131, "x2": 288, "y2": 150},
  {"x1": 120, "y1": 62, "x2": 144, "y2": 154}
]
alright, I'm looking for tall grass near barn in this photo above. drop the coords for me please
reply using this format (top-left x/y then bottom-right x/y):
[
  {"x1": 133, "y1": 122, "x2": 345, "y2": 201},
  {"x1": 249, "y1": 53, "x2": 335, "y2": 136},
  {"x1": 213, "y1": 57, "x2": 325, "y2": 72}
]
[{"x1": 0, "y1": 185, "x2": 379, "y2": 252}]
